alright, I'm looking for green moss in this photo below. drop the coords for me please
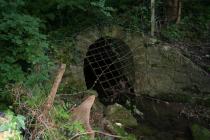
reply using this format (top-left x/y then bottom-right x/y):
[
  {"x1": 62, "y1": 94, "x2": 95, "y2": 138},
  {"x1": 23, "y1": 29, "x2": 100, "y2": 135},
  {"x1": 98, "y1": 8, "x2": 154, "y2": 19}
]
[
  {"x1": 105, "y1": 104, "x2": 138, "y2": 128},
  {"x1": 113, "y1": 125, "x2": 137, "y2": 140},
  {"x1": 191, "y1": 124, "x2": 210, "y2": 140}
]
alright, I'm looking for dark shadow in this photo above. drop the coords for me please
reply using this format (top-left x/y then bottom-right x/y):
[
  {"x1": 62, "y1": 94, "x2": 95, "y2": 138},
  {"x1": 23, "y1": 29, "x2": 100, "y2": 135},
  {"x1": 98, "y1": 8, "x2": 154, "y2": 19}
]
[{"x1": 84, "y1": 37, "x2": 135, "y2": 105}]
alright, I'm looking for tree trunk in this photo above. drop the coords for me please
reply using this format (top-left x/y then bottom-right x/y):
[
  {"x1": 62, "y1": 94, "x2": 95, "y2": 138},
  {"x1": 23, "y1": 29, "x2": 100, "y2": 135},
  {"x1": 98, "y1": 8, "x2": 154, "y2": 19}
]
[
  {"x1": 166, "y1": 0, "x2": 181, "y2": 23},
  {"x1": 151, "y1": 0, "x2": 155, "y2": 36},
  {"x1": 176, "y1": 0, "x2": 182, "y2": 24}
]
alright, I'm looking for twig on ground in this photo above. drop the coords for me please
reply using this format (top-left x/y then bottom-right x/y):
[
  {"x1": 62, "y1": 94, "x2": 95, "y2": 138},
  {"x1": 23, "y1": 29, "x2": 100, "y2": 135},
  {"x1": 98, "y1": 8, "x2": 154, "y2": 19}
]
[{"x1": 69, "y1": 130, "x2": 124, "y2": 140}]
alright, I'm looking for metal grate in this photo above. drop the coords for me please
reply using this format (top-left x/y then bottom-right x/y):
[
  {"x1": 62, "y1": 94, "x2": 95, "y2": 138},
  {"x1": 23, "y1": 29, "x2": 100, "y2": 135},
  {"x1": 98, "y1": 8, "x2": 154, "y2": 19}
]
[{"x1": 84, "y1": 37, "x2": 135, "y2": 105}]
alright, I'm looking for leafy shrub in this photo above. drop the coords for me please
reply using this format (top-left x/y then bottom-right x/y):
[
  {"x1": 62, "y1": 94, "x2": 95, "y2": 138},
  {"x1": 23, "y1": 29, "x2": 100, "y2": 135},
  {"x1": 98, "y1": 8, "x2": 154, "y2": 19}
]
[
  {"x1": 161, "y1": 0, "x2": 210, "y2": 42},
  {"x1": 160, "y1": 24, "x2": 185, "y2": 42},
  {"x1": 25, "y1": 0, "x2": 115, "y2": 32},
  {"x1": 0, "y1": 0, "x2": 50, "y2": 102},
  {"x1": 0, "y1": 110, "x2": 25, "y2": 140},
  {"x1": 91, "y1": 0, "x2": 115, "y2": 17},
  {"x1": 112, "y1": 1, "x2": 150, "y2": 32},
  {"x1": 191, "y1": 124, "x2": 210, "y2": 140}
]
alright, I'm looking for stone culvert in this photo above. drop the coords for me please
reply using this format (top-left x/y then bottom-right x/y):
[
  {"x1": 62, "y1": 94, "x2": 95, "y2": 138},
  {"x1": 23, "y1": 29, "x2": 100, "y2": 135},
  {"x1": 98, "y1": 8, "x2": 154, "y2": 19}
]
[
  {"x1": 66, "y1": 25, "x2": 210, "y2": 107},
  {"x1": 60, "y1": 24, "x2": 210, "y2": 134}
]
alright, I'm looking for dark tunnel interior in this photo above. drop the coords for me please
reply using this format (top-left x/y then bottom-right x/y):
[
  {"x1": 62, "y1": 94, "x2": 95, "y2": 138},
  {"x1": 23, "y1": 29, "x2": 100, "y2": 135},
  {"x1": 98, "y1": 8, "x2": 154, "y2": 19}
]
[{"x1": 83, "y1": 37, "x2": 135, "y2": 105}]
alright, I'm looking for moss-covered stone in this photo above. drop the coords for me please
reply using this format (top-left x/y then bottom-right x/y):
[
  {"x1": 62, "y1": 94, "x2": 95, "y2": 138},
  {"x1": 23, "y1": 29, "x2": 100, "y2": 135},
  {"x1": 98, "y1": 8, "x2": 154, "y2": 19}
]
[
  {"x1": 105, "y1": 103, "x2": 138, "y2": 128},
  {"x1": 112, "y1": 125, "x2": 137, "y2": 140},
  {"x1": 58, "y1": 24, "x2": 210, "y2": 108},
  {"x1": 191, "y1": 124, "x2": 210, "y2": 140}
]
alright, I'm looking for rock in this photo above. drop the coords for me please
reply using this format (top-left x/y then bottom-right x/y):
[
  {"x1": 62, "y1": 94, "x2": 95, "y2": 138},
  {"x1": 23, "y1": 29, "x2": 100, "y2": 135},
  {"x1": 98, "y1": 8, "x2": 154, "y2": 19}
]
[
  {"x1": 68, "y1": 24, "x2": 210, "y2": 107},
  {"x1": 105, "y1": 103, "x2": 138, "y2": 128},
  {"x1": 55, "y1": 23, "x2": 210, "y2": 140},
  {"x1": 134, "y1": 43, "x2": 210, "y2": 100},
  {"x1": 191, "y1": 124, "x2": 210, "y2": 140}
]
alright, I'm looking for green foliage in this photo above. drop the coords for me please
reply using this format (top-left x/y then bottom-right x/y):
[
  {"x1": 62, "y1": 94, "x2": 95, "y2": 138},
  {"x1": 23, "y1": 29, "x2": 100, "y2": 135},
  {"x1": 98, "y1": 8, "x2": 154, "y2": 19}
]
[
  {"x1": 0, "y1": 111, "x2": 25, "y2": 131},
  {"x1": 0, "y1": 0, "x2": 50, "y2": 102},
  {"x1": 113, "y1": 125, "x2": 137, "y2": 140},
  {"x1": 91, "y1": 0, "x2": 115, "y2": 17},
  {"x1": 161, "y1": 15, "x2": 210, "y2": 42},
  {"x1": 161, "y1": 24, "x2": 184, "y2": 42},
  {"x1": 114, "y1": 2, "x2": 150, "y2": 32},
  {"x1": 0, "y1": 0, "x2": 209, "y2": 139},
  {"x1": 65, "y1": 121, "x2": 86, "y2": 136},
  {"x1": 23, "y1": 85, "x2": 48, "y2": 108},
  {"x1": 37, "y1": 101, "x2": 90, "y2": 140},
  {"x1": 25, "y1": 0, "x2": 114, "y2": 33},
  {"x1": 0, "y1": 110, "x2": 25, "y2": 140},
  {"x1": 50, "y1": 38, "x2": 82, "y2": 65},
  {"x1": 191, "y1": 124, "x2": 210, "y2": 140},
  {"x1": 51, "y1": 105, "x2": 69, "y2": 123},
  {"x1": 48, "y1": 99, "x2": 93, "y2": 139},
  {"x1": 161, "y1": 0, "x2": 210, "y2": 42}
]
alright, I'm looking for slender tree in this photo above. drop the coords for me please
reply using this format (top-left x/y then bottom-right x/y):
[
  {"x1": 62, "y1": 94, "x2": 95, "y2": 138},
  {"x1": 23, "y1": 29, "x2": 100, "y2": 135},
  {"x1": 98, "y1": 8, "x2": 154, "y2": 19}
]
[
  {"x1": 151, "y1": 0, "x2": 155, "y2": 36},
  {"x1": 176, "y1": 0, "x2": 182, "y2": 24}
]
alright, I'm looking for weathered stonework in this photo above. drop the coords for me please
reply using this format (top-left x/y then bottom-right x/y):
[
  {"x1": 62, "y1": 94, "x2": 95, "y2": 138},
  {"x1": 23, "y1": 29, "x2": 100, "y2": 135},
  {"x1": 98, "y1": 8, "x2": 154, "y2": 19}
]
[{"x1": 67, "y1": 24, "x2": 210, "y2": 106}]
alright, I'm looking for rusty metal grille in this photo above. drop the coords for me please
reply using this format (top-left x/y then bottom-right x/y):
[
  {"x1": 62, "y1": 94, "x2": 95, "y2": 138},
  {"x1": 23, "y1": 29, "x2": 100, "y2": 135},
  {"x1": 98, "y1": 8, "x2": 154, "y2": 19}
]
[{"x1": 84, "y1": 37, "x2": 135, "y2": 104}]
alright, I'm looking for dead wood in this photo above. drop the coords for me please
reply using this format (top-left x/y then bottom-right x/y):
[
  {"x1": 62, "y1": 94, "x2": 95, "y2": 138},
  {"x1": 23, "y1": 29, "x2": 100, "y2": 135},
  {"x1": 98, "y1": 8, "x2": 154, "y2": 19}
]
[
  {"x1": 31, "y1": 64, "x2": 66, "y2": 139},
  {"x1": 43, "y1": 64, "x2": 66, "y2": 116},
  {"x1": 70, "y1": 95, "x2": 96, "y2": 139}
]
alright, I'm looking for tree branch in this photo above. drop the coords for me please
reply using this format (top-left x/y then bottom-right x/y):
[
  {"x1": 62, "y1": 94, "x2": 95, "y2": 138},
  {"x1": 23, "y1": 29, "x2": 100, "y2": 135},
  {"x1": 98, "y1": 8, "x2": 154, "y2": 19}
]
[
  {"x1": 43, "y1": 64, "x2": 66, "y2": 116},
  {"x1": 69, "y1": 130, "x2": 124, "y2": 140}
]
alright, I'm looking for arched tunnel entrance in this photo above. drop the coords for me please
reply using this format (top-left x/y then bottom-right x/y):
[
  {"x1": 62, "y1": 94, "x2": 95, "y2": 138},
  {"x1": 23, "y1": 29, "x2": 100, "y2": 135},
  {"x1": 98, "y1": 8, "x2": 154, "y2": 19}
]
[{"x1": 84, "y1": 37, "x2": 135, "y2": 105}]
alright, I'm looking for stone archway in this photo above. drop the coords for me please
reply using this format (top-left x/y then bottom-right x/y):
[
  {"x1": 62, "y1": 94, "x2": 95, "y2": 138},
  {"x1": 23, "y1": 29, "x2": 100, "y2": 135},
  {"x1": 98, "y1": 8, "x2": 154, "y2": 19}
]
[
  {"x1": 68, "y1": 24, "x2": 210, "y2": 106},
  {"x1": 83, "y1": 37, "x2": 135, "y2": 105},
  {"x1": 64, "y1": 24, "x2": 210, "y2": 131}
]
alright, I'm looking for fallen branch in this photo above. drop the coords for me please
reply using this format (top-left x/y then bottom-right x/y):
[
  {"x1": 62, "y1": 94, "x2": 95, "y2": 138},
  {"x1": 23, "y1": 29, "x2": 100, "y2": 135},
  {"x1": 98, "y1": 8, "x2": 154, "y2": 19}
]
[
  {"x1": 31, "y1": 64, "x2": 66, "y2": 139},
  {"x1": 69, "y1": 130, "x2": 124, "y2": 140},
  {"x1": 70, "y1": 95, "x2": 96, "y2": 139},
  {"x1": 13, "y1": 64, "x2": 67, "y2": 139},
  {"x1": 43, "y1": 64, "x2": 66, "y2": 116}
]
